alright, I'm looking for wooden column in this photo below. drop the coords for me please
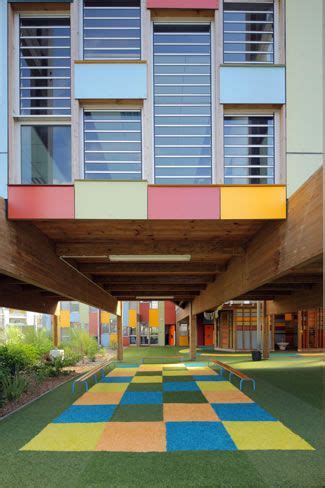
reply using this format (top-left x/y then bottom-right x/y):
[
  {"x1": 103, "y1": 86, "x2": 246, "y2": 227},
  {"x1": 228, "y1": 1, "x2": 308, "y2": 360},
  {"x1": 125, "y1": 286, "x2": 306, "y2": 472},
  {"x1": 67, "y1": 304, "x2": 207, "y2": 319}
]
[
  {"x1": 52, "y1": 314, "x2": 59, "y2": 347},
  {"x1": 213, "y1": 315, "x2": 217, "y2": 350},
  {"x1": 117, "y1": 314, "x2": 123, "y2": 361},
  {"x1": 189, "y1": 308, "x2": 197, "y2": 360},
  {"x1": 256, "y1": 301, "x2": 262, "y2": 351},
  {"x1": 262, "y1": 301, "x2": 270, "y2": 359}
]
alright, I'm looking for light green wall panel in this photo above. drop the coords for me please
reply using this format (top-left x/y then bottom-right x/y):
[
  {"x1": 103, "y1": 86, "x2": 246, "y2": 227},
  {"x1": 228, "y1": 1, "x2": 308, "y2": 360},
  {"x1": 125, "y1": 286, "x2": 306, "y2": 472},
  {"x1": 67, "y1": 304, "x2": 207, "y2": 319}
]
[
  {"x1": 286, "y1": 0, "x2": 323, "y2": 153},
  {"x1": 287, "y1": 154, "x2": 323, "y2": 197},
  {"x1": 79, "y1": 303, "x2": 90, "y2": 327},
  {"x1": 75, "y1": 181, "x2": 148, "y2": 219}
]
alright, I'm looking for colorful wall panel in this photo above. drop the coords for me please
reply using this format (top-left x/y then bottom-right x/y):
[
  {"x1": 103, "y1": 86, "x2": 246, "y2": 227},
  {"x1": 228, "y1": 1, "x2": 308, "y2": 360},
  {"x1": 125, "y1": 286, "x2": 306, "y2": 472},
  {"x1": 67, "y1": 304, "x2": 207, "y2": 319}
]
[
  {"x1": 75, "y1": 181, "x2": 147, "y2": 219},
  {"x1": 147, "y1": 0, "x2": 219, "y2": 8},
  {"x1": 165, "y1": 301, "x2": 176, "y2": 325},
  {"x1": 220, "y1": 186, "x2": 286, "y2": 220},
  {"x1": 89, "y1": 311, "x2": 99, "y2": 337},
  {"x1": 148, "y1": 186, "x2": 220, "y2": 219},
  {"x1": 139, "y1": 302, "x2": 149, "y2": 323},
  {"x1": 8, "y1": 186, "x2": 75, "y2": 219},
  {"x1": 101, "y1": 311, "x2": 110, "y2": 324},
  {"x1": 60, "y1": 310, "x2": 70, "y2": 328},
  {"x1": 74, "y1": 61, "x2": 147, "y2": 100},
  {"x1": 129, "y1": 309, "x2": 137, "y2": 328},
  {"x1": 220, "y1": 66, "x2": 285, "y2": 104},
  {"x1": 149, "y1": 308, "x2": 159, "y2": 327},
  {"x1": 0, "y1": 1, "x2": 7, "y2": 199}
]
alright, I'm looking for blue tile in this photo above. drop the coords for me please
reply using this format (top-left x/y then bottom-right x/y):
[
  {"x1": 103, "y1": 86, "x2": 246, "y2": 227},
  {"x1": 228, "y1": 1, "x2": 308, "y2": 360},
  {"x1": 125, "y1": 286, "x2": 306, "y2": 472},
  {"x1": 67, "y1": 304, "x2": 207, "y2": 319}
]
[
  {"x1": 120, "y1": 392, "x2": 163, "y2": 405},
  {"x1": 116, "y1": 363, "x2": 139, "y2": 368},
  {"x1": 163, "y1": 382, "x2": 200, "y2": 392},
  {"x1": 212, "y1": 403, "x2": 276, "y2": 421},
  {"x1": 192, "y1": 375, "x2": 226, "y2": 382},
  {"x1": 53, "y1": 405, "x2": 116, "y2": 423},
  {"x1": 166, "y1": 422, "x2": 237, "y2": 451},
  {"x1": 101, "y1": 376, "x2": 133, "y2": 383},
  {"x1": 186, "y1": 362, "x2": 209, "y2": 368}
]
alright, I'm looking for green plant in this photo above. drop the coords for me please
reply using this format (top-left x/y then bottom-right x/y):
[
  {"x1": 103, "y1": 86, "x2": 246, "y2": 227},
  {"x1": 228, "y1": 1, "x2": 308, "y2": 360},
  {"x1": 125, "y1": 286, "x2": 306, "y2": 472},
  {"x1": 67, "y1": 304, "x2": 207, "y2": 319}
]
[
  {"x1": 61, "y1": 329, "x2": 99, "y2": 362},
  {"x1": 5, "y1": 327, "x2": 24, "y2": 345},
  {"x1": 0, "y1": 371, "x2": 28, "y2": 402},
  {"x1": 60, "y1": 344, "x2": 82, "y2": 366},
  {"x1": 0, "y1": 344, "x2": 39, "y2": 375},
  {"x1": 24, "y1": 328, "x2": 53, "y2": 359}
]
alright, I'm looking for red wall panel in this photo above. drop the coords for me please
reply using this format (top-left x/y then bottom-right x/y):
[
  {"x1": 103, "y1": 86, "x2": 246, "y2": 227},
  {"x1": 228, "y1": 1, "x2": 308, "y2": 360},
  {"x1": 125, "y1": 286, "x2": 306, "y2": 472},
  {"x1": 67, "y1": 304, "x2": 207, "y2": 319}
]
[
  {"x1": 139, "y1": 302, "x2": 149, "y2": 323},
  {"x1": 165, "y1": 301, "x2": 176, "y2": 325},
  {"x1": 148, "y1": 186, "x2": 220, "y2": 220},
  {"x1": 147, "y1": 0, "x2": 219, "y2": 9},
  {"x1": 89, "y1": 312, "x2": 99, "y2": 337},
  {"x1": 8, "y1": 185, "x2": 75, "y2": 220}
]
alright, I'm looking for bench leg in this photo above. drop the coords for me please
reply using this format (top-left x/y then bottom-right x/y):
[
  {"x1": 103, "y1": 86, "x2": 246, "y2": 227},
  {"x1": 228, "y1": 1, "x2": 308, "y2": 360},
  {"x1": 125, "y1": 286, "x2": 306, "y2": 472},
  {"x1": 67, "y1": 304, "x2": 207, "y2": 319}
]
[
  {"x1": 229, "y1": 371, "x2": 233, "y2": 382},
  {"x1": 239, "y1": 379, "x2": 244, "y2": 391},
  {"x1": 72, "y1": 382, "x2": 76, "y2": 394},
  {"x1": 82, "y1": 381, "x2": 89, "y2": 392},
  {"x1": 219, "y1": 367, "x2": 224, "y2": 377},
  {"x1": 253, "y1": 380, "x2": 256, "y2": 391}
]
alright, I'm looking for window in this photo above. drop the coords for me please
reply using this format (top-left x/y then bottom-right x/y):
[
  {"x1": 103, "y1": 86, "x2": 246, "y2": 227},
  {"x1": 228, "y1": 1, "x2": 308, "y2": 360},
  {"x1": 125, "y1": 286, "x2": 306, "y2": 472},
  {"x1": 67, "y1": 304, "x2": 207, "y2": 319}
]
[
  {"x1": 83, "y1": 110, "x2": 142, "y2": 180},
  {"x1": 224, "y1": 115, "x2": 275, "y2": 184},
  {"x1": 21, "y1": 125, "x2": 71, "y2": 184},
  {"x1": 83, "y1": 0, "x2": 141, "y2": 59},
  {"x1": 223, "y1": 2, "x2": 274, "y2": 64},
  {"x1": 153, "y1": 24, "x2": 212, "y2": 184},
  {"x1": 19, "y1": 17, "x2": 71, "y2": 115}
]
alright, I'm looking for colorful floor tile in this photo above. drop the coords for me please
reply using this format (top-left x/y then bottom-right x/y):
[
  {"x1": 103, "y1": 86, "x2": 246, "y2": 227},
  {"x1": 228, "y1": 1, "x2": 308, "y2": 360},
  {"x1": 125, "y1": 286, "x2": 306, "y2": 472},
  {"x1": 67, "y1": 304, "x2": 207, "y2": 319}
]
[{"x1": 21, "y1": 364, "x2": 314, "y2": 452}]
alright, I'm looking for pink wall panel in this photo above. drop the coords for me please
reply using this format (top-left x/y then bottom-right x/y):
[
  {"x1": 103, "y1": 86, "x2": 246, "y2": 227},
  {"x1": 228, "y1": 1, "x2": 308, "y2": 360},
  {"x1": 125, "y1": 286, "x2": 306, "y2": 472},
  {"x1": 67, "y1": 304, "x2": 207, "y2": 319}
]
[
  {"x1": 89, "y1": 312, "x2": 99, "y2": 337},
  {"x1": 148, "y1": 186, "x2": 220, "y2": 220},
  {"x1": 8, "y1": 185, "x2": 74, "y2": 220},
  {"x1": 147, "y1": 0, "x2": 219, "y2": 9}
]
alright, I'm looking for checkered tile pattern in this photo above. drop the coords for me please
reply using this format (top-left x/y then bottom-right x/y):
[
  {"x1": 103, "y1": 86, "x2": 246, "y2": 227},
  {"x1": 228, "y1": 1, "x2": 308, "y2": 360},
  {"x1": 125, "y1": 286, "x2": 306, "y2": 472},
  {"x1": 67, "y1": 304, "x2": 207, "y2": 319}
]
[{"x1": 21, "y1": 363, "x2": 314, "y2": 452}]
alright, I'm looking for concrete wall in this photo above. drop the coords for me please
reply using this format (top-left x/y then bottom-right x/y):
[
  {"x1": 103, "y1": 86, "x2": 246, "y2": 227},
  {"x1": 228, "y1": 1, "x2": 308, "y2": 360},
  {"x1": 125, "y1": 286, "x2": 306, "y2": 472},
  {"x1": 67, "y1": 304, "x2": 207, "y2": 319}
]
[
  {"x1": 286, "y1": 0, "x2": 324, "y2": 197},
  {"x1": 0, "y1": 0, "x2": 8, "y2": 198}
]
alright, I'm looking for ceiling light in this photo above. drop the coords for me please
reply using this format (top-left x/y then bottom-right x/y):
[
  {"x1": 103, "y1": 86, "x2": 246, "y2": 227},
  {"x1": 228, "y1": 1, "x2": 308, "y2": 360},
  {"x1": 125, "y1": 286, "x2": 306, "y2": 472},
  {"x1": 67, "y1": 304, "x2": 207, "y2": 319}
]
[
  {"x1": 109, "y1": 255, "x2": 191, "y2": 262},
  {"x1": 136, "y1": 296, "x2": 174, "y2": 300}
]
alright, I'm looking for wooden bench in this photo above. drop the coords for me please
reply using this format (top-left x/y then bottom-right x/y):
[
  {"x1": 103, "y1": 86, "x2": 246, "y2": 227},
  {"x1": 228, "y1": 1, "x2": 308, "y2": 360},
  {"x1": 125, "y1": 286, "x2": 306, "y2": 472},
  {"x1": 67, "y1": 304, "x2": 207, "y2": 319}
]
[
  {"x1": 210, "y1": 360, "x2": 256, "y2": 391},
  {"x1": 72, "y1": 359, "x2": 114, "y2": 393},
  {"x1": 142, "y1": 355, "x2": 183, "y2": 364}
]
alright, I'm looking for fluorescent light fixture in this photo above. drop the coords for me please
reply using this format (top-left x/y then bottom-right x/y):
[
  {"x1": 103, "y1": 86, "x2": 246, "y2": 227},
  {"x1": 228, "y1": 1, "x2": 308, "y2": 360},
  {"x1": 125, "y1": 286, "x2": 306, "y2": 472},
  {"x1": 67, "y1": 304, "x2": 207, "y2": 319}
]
[
  {"x1": 136, "y1": 296, "x2": 174, "y2": 300},
  {"x1": 109, "y1": 255, "x2": 191, "y2": 262}
]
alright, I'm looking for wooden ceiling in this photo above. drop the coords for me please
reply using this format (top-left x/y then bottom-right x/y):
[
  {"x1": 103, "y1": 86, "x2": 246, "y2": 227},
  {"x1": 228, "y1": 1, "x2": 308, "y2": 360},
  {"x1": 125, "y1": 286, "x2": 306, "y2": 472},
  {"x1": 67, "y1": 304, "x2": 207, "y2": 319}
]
[{"x1": 33, "y1": 219, "x2": 264, "y2": 303}]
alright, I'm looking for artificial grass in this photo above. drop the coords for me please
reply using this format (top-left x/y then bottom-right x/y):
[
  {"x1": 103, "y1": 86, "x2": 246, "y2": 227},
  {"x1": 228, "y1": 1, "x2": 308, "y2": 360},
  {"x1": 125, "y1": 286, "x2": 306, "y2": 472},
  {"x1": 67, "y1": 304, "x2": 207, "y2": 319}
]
[{"x1": 0, "y1": 347, "x2": 324, "y2": 487}]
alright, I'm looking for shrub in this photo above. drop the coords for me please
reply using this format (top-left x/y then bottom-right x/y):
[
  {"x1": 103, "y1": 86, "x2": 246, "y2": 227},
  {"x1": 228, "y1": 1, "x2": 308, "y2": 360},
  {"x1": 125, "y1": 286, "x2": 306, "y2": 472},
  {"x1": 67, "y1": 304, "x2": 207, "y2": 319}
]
[
  {"x1": 0, "y1": 371, "x2": 28, "y2": 402},
  {"x1": 24, "y1": 328, "x2": 53, "y2": 359},
  {"x1": 61, "y1": 329, "x2": 99, "y2": 362},
  {"x1": 0, "y1": 344, "x2": 39, "y2": 375}
]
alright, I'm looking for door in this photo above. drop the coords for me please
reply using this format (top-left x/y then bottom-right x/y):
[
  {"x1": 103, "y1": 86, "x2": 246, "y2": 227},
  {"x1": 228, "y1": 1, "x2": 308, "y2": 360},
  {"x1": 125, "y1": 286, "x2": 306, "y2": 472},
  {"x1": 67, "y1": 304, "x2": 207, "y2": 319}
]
[
  {"x1": 169, "y1": 325, "x2": 175, "y2": 346},
  {"x1": 204, "y1": 324, "x2": 214, "y2": 346}
]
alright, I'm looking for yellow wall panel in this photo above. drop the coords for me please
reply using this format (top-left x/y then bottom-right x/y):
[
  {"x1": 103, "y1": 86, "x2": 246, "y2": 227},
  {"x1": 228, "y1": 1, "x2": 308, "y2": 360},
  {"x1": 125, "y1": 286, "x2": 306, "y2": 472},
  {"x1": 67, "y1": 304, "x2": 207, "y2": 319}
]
[
  {"x1": 128, "y1": 309, "x2": 137, "y2": 328},
  {"x1": 179, "y1": 336, "x2": 189, "y2": 346},
  {"x1": 221, "y1": 186, "x2": 286, "y2": 220},
  {"x1": 101, "y1": 311, "x2": 110, "y2": 324},
  {"x1": 149, "y1": 308, "x2": 159, "y2": 327},
  {"x1": 60, "y1": 310, "x2": 70, "y2": 328}
]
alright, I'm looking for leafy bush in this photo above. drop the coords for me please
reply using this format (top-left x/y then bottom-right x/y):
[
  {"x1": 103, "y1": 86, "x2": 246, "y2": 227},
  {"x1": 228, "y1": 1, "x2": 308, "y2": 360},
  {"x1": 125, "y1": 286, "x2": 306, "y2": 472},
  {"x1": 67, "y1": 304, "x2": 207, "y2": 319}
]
[
  {"x1": 60, "y1": 344, "x2": 82, "y2": 366},
  {"x1": 0, "y1": 371, "x2": 28, "y2": 402},
  {"x1": 61, "y1": 329, "x2": 99, "y2": 362},
  {"x1": 0, "y1": 344, "x2": 39, "y2": 375},
  {"x1": 24, "y1": 328, "x2": 53, "y2": 359}
]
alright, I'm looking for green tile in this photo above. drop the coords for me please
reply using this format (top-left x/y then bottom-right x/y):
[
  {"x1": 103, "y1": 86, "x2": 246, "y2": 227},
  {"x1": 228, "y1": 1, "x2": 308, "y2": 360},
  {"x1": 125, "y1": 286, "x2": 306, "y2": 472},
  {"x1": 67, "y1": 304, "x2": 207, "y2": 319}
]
[
  {"x1": 111, "y1": 404, "x2": 163, "y2": 422},
  {"x1": 136, "y1": 371, "x2": 163, "y2": 376},
  {"x1": 163, "y1": 375, "x2": 194, "y2": 382},
  {"x1": 127, "y1": 383, "x2": 163, "y2": 392},
  {"x1": 163, "y1": 391, "x2": 208, "y2": 404}
]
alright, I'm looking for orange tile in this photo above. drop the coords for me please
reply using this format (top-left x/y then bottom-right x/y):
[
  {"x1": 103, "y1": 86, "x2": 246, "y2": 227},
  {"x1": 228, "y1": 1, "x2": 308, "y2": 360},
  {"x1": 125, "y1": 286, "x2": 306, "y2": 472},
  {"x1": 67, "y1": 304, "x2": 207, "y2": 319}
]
[
  {"x1": 203, "y1": 391, "x2": 254, "y2": 403},
  {"x1": 164, "y1": 403, "x2": 220, "y2": 421},
  {"x1": 187, "y1": 368, "x2": 218, "y2": 376},
  {"x1": 108, "y1": 368, "x2": 137, "y2": 377},
  {"x1": 73, "y1": 392, "x2": 123, "y2": 405},
  {"x1": 96, "y1": 422, "x2": 166, "y2": 452}
]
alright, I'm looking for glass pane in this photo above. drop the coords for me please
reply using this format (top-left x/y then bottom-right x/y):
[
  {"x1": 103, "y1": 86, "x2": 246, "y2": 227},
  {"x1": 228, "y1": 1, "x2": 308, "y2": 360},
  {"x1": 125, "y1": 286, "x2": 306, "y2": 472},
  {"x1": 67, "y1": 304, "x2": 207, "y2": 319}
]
[
  {"x1": 19, "y1": 17, "x2": 71, "y2": 115},
  {"x1": 153, "y1": 24, "x2": 212, "y2": 184},
  {"x1": 21, "y1": 126, "x2": 71, "y2": 184}
]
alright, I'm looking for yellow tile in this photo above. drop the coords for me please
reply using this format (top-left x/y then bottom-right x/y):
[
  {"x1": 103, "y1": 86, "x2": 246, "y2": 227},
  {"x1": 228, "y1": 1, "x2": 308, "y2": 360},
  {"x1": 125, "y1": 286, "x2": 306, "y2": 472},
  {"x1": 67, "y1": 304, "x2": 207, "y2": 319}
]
[
  {"x1": 221, "y1": 186, "x2": 286, "y2": 220},
  {"x1": 132, "y1": 376, "x2": 162, "y2": 384},
  {"x1": 223, "y1": 421, "x2": 315, "y2": 450},
  {"x1": 196, "y1": 381, "x2": 237, "y2": 392},
  {"x1": 90, "y1": 383, "x2": 128, "y2": 393},
  {"x1": 20, "y1": 423, "x2": 106, "y2": 451},
  {"x1": 163, "y1": 370, "x2": 190, "y2": 376},
  {"x1": 108, "y1": 368, "x2": 137, "y2": 377},
  {"x1": 139, "y1": 364, "x2": 163, "y2": 371}
]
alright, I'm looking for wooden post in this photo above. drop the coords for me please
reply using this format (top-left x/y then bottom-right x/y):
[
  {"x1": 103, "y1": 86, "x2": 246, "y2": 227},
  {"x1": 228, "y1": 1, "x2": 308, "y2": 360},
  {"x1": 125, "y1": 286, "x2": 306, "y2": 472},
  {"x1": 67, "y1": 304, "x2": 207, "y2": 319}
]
[
  {"x1": 262, "y1": 301, "x2": 270, "y2": 359},
  {"x1": 52, "y1": 314, "x2": 59, "y2": 347},
  {"x1": 189, "y1": 306, "x2": 197, "y2": 360},
  {"x1": 117, "y1": 314, "x2": 123, "y2": 361},
  {"x1": 256, "y1": 301, "x2": 262, "y2": 351},
  {"x1": 213, "y1": 314, "x2": 217, "y2": 350}
]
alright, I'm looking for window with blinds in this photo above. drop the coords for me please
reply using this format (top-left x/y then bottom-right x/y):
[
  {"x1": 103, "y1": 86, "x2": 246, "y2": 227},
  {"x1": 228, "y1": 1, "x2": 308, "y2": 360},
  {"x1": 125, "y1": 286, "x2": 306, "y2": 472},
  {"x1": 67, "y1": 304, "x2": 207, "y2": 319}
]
[
  {"x1": 83, "y1": 110, "x2": 142, "y2": 180},
  {"x1": 224, "y1": 115, "x2": 275, "y2": 184},
  {"x1": 83, "y1": 0, "x2": 141, "y2": 59},
  {"x1": 19, "y1": 17, "x2": 71, "y2": 115},
  {"x1": 223, "y1": 2, "x2": 274, "y2": 63},
  {"x1": 153, "y1": 24, "x2": 212, "y2": 184}
]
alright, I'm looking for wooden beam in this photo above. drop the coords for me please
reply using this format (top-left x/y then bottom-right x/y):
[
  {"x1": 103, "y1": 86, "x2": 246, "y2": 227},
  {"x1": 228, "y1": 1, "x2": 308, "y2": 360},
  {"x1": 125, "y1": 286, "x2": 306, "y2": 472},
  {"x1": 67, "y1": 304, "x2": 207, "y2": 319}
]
[
  {"x1": 78, "y1": 262, "x2": 224, "y2": 275},
  {"x1": 56, "y1": 241, "x2": 244, "y2": 261},
  {"x1": 95, "y1": 275, "x2": 214, "y2": 284},
  {"x1": 0, "y1": 199, "x2": 118, "y2": 314},
  {"x1": 103, "y1": 284, "x2": 206, "y2": 292},
  {"x1": 0, "y1": 289, "x2": 59, "y2": 315},
  {"x1": 117, "y1": 314, "x2": 123, "y2": 361},
  {"x1": 111, "y1": 291, "x2": 200, "y2": 298},
  {"x1": 192, "y1": 168, "x2": 323, "y2": 315}
]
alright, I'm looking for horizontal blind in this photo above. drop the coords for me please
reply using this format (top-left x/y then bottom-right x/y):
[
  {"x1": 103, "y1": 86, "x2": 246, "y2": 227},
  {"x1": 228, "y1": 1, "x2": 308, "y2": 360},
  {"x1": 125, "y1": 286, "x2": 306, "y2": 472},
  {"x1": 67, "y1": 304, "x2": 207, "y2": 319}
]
[
  {"x1": 224, "y1": 115, "x2": 275, "y2": 184},
  {"x1": 19, "y1": 17, "x2": 71, "y2": 115},
  {"x1": 83, "y1": 0, "x2": 141, "y2": 59},
  {"x1": 153, "y1": 24, "x2": 212, "y2": 184},
  {"x1": 223, "y1": 2, "x2": 274, "y2": 63},
  {"x1": 84, "y1": 110, "x2": 142, "y2": 180}
]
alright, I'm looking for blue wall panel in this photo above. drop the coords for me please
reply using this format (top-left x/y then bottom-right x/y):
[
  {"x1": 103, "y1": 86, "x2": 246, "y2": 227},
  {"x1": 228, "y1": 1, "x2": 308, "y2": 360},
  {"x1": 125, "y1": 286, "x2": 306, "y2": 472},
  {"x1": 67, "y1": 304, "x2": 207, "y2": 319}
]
[
  {"x1": 0, "y1": 0, "x2": 8, "y2": 198},
  {"x1": 74, "y1": 62, "x2": 147, "y2": 100},
  {"x1": 220, "y1": 66, "x2": 285, "y2": 104}
]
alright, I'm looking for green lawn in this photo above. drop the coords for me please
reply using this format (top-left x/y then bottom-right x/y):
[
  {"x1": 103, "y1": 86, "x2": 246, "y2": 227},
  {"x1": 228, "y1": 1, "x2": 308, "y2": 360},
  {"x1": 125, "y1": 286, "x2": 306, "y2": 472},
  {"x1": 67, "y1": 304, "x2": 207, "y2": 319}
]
[{"x1": 0, "y1": 347, "x2": 324, "y2": 488}]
